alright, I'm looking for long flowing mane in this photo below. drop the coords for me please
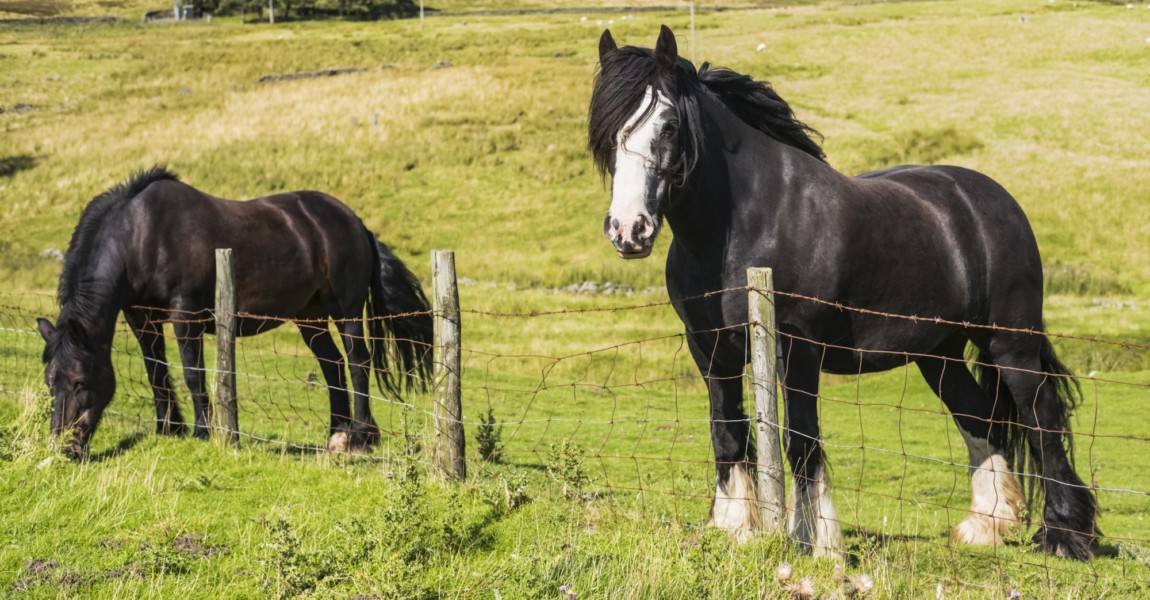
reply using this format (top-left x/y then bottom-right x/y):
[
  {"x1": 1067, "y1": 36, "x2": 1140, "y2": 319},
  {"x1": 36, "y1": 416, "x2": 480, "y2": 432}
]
[
  {"x1": 57, "y1": 165, "x2": 178, "y2": 319},
  {"x1": 697, "y1": 64, "x2": 825, "y2": 162},
  {"x1": 588, "y1": 47, "x2": 824, "y2": 181}
]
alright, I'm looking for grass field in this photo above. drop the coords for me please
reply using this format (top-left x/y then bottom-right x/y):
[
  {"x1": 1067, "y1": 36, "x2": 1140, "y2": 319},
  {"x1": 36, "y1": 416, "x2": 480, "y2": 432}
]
[{"x1": 2, "y1": 0, "x2": 1150, "y2": 597}]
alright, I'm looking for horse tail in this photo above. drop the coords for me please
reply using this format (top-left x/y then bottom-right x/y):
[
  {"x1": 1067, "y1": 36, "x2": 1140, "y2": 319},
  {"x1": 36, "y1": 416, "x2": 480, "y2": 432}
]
[
  {"x1": 363, "y1": 228, "x2": 433, "y2": 398},
  {"x1": 969, "y1": 333, "x2": 1082, "y2": 506}
]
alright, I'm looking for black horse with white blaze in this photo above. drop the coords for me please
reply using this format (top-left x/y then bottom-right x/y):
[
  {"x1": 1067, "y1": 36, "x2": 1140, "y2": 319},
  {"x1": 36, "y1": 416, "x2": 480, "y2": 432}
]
[
  {"x1": 588, "y1": 27, "x2": 1097, "y2": 560},
  {"x1": 38, "y1": 167, "x2": 432, "y2": 460}
]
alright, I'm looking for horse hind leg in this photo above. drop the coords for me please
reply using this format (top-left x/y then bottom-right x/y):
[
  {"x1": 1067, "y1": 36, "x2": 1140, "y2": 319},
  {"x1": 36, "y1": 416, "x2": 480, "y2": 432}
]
[
  {"x1": 337, "y1": 319, "x2": 379, "y2": 452},
  {"x1": 916, "y1": 339, "x2": 1022, "y2": 547},
  {"x1": 989, "y1": 333, "x2": 1098, "y2": 560},
  {"x1": 297, "y1": 322, "x2": 354, "y2": 453},
  {"x1": 173, "y1": 317, "x2": 211, "y2": 440}
]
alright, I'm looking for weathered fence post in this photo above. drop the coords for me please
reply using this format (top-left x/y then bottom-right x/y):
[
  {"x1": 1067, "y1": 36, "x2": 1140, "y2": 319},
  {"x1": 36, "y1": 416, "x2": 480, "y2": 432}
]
[
  {"x1": 214, "y1": 248, "x2": 239, "y2": 445},
  {"x1": 432, "y1": 249, "x2": 465, "y2": 480},
  {"x1": 748, "y1": 267, "x2": 785, "y2": 532}
]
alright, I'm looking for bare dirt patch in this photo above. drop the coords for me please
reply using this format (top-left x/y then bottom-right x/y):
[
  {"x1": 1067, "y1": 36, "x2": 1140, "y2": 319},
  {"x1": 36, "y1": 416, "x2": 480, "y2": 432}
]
[{"x1": 173, "y1": 534, "x2": 230, "y2": 557}]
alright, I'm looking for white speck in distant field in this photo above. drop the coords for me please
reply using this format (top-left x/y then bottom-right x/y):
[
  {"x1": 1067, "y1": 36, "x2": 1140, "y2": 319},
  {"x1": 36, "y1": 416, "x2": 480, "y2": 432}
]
[
  {"x1": 597, "y1": 20, "x2": 603, "y2": 25},
  {"x1": 756, "y1": 43, "x2": 767, "y2": 52},
  {"x1": 580, "y1": 16, "x2": 586, "y2": 21},
  {"x1": 608, "y1": 19, "x2": 614, "y2": 24}
]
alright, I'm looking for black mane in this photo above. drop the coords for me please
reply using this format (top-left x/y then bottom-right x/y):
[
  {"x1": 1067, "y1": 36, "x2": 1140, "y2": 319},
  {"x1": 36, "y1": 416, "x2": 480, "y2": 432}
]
[
  {"x1": 588, "y1": 47, "x2": 824, "y2": 181},
  {"x1": 697, "y1": 64, "x2": 825, "y2": 162},
  {"x1": 57, "y1": 165, "x2": 178, "y2": 319}
]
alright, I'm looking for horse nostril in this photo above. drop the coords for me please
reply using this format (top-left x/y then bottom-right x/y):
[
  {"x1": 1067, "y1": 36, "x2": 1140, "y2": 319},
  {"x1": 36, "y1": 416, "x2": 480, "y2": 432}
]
[
  {"x1": 611, "y1": 217, "x2": 620, "y2": 231},
  {"x1": 636, "y1": 214, "x2": 651, "y2": 238}
]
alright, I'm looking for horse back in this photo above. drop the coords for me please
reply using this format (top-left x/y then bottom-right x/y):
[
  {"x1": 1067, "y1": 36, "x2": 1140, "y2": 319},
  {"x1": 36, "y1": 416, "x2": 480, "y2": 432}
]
[{"x1": 122, "y1": 180, "x2": 372, "y2": 323}]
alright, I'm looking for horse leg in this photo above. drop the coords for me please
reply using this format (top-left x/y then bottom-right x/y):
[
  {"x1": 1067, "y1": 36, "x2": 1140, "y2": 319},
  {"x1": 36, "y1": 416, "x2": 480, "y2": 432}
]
[
  {"x1": 916, "y1": 337, "x2": 1021, "y2": 546},
  {"x1": 297, "y1": 322, "x2": 354, "y2": 452},
  {"x1": 686, "y1": 332, "x2": 756, "y2": 539},
  {"x1": 782, "y1": 335, "x2": 843, "y2": 558},
  {"x1": 337, "y1": 319, "x2": 379, "y2": 451},
  {"x1": 988, "y1": 332, "x2": 1097, "y2": 560},
  {"x1": 172, "y1": 319, "x2": 211, "y2": 440},
  {"x1": 124, "y1": 309, "x2": 187, "y2": 436}
]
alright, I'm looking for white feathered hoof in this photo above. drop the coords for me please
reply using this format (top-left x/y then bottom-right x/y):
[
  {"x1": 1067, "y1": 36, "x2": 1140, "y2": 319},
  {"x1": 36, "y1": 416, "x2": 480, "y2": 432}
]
[
  {"x1": 950, "y1": 453, "x2": 1023, "y2": 547},
  {"x1": 788, "y1": 465, "x2": 844, "y2": 560},
  {"x1": 325, "y1": 431, "x2": 350, "y2": 453},
  {"x1": 709, "y1": 464, "x2": 758, "y2": 541}
]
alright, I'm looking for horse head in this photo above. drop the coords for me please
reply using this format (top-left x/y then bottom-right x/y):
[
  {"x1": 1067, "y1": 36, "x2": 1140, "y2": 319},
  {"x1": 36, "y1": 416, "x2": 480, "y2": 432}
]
[
  {"x1": 590, "y1": 25, "x2": 701, "y2": 260},
  {"x1": 37, "y1": 317, "x2": 115, "y2": 460}
]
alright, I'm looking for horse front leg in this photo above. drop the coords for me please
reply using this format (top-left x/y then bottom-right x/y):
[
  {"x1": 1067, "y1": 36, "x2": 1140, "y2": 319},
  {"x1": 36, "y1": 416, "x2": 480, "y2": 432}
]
[
  {"x1": 686, "y1": 333, "x2": 757, "y2": 539},
  {"x1": 782, "y1": 335, "x2": 843, "y2": 559},
  {"x1": 173, "y1": 318, "x2": 212, "y2": 440},
  {"x1": 124, "y1": 309, "x2": 187, "y2": 436}
]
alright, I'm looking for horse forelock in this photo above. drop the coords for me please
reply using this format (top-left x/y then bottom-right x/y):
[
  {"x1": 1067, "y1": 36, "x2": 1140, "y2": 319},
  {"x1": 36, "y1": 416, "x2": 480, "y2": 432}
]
[
  {"x1": 58, "y1": 165, "x2": 179, "y2": 318},
  {"x1": 588, "y1": 47, "x2": 702, "y2": 183}
]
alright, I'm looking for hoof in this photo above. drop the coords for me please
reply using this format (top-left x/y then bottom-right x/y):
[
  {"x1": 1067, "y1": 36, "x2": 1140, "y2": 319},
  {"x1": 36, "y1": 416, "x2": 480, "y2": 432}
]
[
  {"x1": 326, "y1": 431, "x2": 350, "y2": 453},
  {"x1": 951, "y1": 451, "x2": 1022, "y2": 547},
  {"x1": 951, "y1": 512, "x2": 1015, "y2": 547},
  {"x1": 349, "y1": 424, "x2": 380, "y2": 453},
  {"x1": 709, "y1": 464, "x2": 758, "y2": 541},
  {"x1": 1033, "y1": 526, "x2": 1096, "y2": 561}
]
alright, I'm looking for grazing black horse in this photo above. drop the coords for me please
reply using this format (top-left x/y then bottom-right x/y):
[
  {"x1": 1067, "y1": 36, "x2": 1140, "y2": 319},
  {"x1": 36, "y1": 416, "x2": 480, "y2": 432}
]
[
  {"x1": 588, "y1": 27, "x2": 1098, "y2": 560},
  {"x1": 37, "y1": 166, "x2": 432, "y2": 459}
]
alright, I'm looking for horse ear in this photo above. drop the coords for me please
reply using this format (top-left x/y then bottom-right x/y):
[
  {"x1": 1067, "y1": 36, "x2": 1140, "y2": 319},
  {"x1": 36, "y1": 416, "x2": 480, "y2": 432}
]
[
  {"x1": 36, "y1": 318, "x2": 56, "y2": 342},
  {"x1": 654, "y1": 24, "x2": 678, "y2": 71},
  {"x1": 599, "y1": 29, "x2": 617, "y2": 60}
]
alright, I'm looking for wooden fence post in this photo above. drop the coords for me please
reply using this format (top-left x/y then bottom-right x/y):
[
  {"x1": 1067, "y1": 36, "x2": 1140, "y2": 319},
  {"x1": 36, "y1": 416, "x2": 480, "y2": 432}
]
[
  {"x1": 214, "y1": 248, "x2": 239, "y2": 445},
  {"x1": 748, "y1": 267, "x2": 785, "y2": 532},
  {"x1": 432, "y1": 249, "x2": 465, "y2": 480}
]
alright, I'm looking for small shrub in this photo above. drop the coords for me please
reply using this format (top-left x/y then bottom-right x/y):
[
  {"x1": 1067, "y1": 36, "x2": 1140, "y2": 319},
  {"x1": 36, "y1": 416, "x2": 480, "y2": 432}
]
[
  {"x1": 481, "y1": 470, "x2": 530, "y2": 515},
  {"x1": 476, "y1": 406, "x2": 504, "y2": 463},
  {"x1": 547, "y1": 441, "x2": 597, "y2": 501},
  {"x1": 1003, "y1": 501, "x2": 1035, "y2": 548}
]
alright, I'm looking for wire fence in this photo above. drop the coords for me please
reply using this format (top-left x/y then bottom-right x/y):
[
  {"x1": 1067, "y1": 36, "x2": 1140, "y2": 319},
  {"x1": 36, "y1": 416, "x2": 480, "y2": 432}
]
[{"x1": 1, "y1": 285, "x2": 1148, "y2": 595}]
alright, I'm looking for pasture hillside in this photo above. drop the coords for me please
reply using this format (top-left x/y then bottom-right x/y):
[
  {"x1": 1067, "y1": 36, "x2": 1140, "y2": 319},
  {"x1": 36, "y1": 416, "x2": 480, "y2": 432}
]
[{"x1": 1, "y1": 1, "x2": 1149, "y2": 598}]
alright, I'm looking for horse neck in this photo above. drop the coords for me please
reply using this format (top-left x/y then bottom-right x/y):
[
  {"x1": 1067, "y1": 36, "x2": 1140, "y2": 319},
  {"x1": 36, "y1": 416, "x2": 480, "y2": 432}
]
[
  {"x1": 58, "y1": 242, "x2": 130, "y2": 349},
  {"x1": 665, "y1": 94, "x2": 838, "y2": 255}
]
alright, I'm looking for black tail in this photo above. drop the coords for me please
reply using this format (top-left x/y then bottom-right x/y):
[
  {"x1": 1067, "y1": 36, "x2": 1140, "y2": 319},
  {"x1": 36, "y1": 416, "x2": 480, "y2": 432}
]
[
  {"x1": 364, "y1": 229, "x2": 433, "y2": 398},
  {"x1": 970, "y1": 334, "x2": 1082, "y2": 507}
]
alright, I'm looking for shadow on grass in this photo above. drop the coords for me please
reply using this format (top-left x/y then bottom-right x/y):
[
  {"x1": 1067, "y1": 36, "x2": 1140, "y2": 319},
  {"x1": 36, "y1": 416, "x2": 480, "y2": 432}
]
[
  {"x1": 0, "y1": 154, "x2": 38, "y2": 178},
  {"x1": 90, "y1": 432, "x2": 148, "y2": 462}
]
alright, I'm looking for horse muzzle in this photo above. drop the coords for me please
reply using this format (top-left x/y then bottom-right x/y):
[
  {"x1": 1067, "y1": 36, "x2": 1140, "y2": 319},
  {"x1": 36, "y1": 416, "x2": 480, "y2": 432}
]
[{"x1": 605, "y1": 213, "x2": 656, "y2": 259}]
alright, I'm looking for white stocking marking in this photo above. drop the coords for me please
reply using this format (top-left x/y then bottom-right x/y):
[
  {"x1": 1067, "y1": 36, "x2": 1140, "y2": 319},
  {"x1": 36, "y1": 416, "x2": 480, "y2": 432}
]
[
  {"x1": 710, "y1": 463, "x2": 758, "y2": 540},
  {"x1": 952, "y1": 428, "x2": 1023, "y2": 546},
  {"x1": 788, "y1": 464, "x2": 844, "y2": 558}
]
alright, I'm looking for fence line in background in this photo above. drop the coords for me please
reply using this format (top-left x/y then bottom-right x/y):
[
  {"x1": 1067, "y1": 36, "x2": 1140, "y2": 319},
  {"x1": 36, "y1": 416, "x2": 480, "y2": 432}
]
[{"x1": 1, "y1": 252, "x2": 1149, "y2": 594}]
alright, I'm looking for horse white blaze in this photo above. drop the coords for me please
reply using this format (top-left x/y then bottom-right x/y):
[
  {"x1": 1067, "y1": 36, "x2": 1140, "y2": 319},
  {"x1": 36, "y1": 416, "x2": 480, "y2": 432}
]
[
  {"x1": 788, "y1": 464, "x2": 844, "y2": 558},
  {"x1": 710, "y1": 464, "x2": 758, "y2": 540},
  {"x1": 952, "y1": 427, "x2": 1023, "y2": 546},
  {"x1": 608, "y1": 86, "x2": 671, "y2": 247}
]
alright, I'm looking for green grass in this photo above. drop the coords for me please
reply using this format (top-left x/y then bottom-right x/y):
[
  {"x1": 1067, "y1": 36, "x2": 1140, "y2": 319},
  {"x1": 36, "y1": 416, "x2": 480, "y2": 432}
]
[{"x1": 2, "y1": 0, "x2": 1150, "y2": 597}]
